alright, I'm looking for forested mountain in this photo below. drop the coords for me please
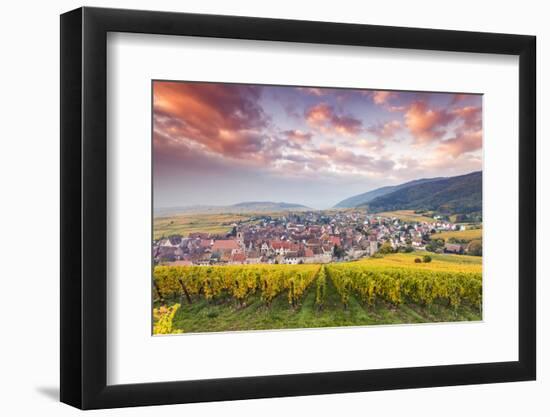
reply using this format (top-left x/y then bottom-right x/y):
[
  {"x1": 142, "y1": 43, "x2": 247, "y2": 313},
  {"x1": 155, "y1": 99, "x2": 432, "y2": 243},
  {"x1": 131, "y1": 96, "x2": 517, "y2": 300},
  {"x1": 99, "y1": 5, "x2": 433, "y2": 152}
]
[
  {"x1": 334, "y1": 177, "x2": 444, "y2": 208},
  {"x1": 359, "y1": 171, "x2": 482, "y2": 214}
]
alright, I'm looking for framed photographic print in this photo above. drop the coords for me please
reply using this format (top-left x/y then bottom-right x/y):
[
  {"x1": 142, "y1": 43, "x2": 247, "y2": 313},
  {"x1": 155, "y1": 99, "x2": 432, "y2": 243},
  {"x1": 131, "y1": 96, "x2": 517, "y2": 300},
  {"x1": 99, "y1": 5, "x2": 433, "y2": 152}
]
[{"x1": 60, "y1": 7, "x2": 536, "y2": 409}]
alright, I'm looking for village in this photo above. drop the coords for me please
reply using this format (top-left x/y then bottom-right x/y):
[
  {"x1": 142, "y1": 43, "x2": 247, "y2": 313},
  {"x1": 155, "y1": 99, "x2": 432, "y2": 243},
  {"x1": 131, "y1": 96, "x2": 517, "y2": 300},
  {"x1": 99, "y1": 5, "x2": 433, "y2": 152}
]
[{"x1": 153, "y1": 210, "x2": 480, "y2": 266}]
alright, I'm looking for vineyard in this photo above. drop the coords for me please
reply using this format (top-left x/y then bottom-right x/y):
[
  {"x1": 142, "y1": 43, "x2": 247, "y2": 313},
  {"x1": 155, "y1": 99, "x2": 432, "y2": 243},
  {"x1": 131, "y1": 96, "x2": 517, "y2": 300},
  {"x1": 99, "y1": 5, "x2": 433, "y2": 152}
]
[
  {"x1": 154, "y1": 264, "x2": 320, "y2": 309},
  {"x1": 153, "y1": 253, "x2": 482, "y2": 334},
  {"x1": 325, "y1": 264, "x2": 481, "y2": 310}
]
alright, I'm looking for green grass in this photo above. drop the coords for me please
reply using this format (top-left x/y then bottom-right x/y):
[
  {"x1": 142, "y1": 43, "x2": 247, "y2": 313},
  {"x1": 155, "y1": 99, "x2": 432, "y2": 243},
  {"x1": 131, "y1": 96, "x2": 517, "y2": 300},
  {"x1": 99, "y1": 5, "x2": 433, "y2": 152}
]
[{"x1": 160, "y1": 271, "x2": 481, "y2": 334}]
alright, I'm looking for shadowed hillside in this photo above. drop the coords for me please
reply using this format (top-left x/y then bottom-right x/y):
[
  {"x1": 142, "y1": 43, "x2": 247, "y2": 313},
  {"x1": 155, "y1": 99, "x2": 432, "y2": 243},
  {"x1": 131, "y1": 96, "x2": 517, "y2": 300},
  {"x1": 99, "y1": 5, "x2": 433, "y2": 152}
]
[{"x1": 362, "y1": 171, "x2": 482, "y2": 214}]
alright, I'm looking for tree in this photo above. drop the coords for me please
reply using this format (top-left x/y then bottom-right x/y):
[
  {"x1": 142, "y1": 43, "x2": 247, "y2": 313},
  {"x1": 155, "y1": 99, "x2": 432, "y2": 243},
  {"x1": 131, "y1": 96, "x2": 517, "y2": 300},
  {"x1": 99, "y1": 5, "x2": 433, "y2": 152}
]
[
  {"x1": 426, "y1": 238, "x2": 445, "y2": 252},
  {"x1": 455, "y1": 214, "x2": 467, "y2": 222},
  {"x1": 333, "y1": 245, "x2": 346, "y2": 259},
  {"x1": 467, "y1": 239, "x2": 483, "y2": 256},
  {"x1": 423, "y1": 255, "x2": 432, "y2": 263},
  {"x1": 379, "y1": 242, "x2": 394, "y2": 254}
]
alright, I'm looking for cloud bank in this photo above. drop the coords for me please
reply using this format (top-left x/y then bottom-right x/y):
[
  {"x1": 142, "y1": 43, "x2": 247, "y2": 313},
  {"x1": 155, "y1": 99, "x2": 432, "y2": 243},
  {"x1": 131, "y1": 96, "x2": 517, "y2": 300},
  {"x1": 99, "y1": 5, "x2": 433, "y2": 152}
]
[{"x1": 153, "y1": 81, "x2": 482, "y2": 207}]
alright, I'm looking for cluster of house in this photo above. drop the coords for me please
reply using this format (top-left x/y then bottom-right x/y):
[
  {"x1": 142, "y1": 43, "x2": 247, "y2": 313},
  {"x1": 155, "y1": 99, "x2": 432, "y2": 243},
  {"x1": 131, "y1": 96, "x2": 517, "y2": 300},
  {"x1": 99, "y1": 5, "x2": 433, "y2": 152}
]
[
  {"x1": 153, "y1": 210, "x2": 471, "y2": 266},
  {"x1": 375, "y1": 216, "x2": 469, "y2": 253}
]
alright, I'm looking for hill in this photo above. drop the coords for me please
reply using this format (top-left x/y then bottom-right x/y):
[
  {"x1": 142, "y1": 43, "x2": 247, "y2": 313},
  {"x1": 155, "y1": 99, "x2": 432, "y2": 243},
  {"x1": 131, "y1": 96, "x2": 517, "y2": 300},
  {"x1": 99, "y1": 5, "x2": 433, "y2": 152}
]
[
  {"x1": 334, "y1": 177, "x2": 443, "y2": 208},
  {"x1": 154, "y1": 201, "x2": 311, "y2": 216},
  {"x1": 230, "y1": 201, "x2": 311, "y2": 211},
  {"x1": 362, "y1": 171, "x2": 482, "y2": 214}
]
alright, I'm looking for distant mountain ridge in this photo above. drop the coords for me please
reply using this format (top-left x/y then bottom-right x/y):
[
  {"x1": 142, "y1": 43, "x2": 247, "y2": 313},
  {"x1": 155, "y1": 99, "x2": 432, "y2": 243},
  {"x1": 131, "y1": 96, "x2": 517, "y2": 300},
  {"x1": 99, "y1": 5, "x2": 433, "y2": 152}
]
[
  {"x1": 154, "y1": 201, "x2": 311, "y2": 216},
  {"x1": 231, "y1": 201, "x2": 311, "y2": 211},
  {"x1": 334, "y1": 177, "x2": 443, "y2": 208},
  {"x1": 334, "y1": 171, "x2": 482, "y2": 214}
]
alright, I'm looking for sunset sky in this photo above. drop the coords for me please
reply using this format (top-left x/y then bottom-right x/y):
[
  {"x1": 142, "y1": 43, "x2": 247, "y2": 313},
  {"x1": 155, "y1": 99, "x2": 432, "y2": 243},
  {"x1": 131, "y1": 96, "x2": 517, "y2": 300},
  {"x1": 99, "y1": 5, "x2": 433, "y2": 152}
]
[{"x1": 153, "y1": 81, "x2": 482, "y2": 209}]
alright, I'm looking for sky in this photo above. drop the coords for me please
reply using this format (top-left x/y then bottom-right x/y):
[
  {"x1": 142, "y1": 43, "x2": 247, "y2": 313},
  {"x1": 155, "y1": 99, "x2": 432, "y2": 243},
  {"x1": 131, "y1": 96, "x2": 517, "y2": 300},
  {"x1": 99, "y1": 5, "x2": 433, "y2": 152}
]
[{"x1": 153, "y1": 81, "x2": 482, "y2": 209}]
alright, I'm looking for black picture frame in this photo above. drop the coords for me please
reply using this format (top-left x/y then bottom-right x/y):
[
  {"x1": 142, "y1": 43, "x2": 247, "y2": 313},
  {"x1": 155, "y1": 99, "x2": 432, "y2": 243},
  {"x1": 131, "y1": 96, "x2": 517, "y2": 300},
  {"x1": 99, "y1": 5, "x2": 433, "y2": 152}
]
[{"x1": 60, "y1": 6, "x2": 536, "y2": 410}]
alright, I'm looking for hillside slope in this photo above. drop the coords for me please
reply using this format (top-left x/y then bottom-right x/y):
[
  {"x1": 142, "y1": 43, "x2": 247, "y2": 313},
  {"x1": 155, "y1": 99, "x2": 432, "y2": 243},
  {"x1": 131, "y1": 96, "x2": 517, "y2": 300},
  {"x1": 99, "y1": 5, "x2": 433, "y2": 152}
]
[
  {"x1": 334, "y1": 177, "x2": 443, "y2": 208},
  {"x1": 363, "y1": 171, "x2": 482, "y2": 214}
]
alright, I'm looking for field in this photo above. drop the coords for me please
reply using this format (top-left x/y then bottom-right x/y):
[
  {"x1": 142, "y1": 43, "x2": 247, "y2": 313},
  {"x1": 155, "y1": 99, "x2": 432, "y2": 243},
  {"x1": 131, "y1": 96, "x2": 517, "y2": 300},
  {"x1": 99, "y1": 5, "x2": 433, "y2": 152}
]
[
  {"x1": 356, "y1": 251, "x2": 481, "y2": 270},
  {"x1": 435, "y1": 228, "x2": 483, "y2": 242},
  {"x1": 374, "y1": 210, "x2": 435, "y2": 223},
  {"x1": 153, "y1": 213, "x2": 252, "y2": 239},
  {"x1": 153, "y1": 252, "x2": 482, "y2": 334}
]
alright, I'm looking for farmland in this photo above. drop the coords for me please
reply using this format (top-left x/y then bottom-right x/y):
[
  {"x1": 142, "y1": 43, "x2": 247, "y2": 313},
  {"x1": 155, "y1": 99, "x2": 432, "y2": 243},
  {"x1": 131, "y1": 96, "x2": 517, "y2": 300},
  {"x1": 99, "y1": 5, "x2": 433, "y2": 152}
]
[
  {"x1": 153, "y1": 252, "x2": 482, "y2": 334},
  {"x1": 154, "y1": 210, "x2": 310, "y2": 239},
  {"x1": 355, "y1": 251, "x2": 482, "y2": 271},
  {"x1": 435, "y1": 228, "x2": 483, "y2": 243},
  {"x1": 374, "y1": 210, "x2": 435, "y2": 223},
  {"x1": 154, "y1": 213, "x2": 252, "y2": 239}
]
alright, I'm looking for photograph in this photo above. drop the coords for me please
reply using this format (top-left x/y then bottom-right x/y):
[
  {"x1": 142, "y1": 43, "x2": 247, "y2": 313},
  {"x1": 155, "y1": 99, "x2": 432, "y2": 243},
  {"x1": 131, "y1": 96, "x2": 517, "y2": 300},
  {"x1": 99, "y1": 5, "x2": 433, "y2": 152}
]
[{"x1": 152, "y1": 81, "x2": 483, "y2": 335}]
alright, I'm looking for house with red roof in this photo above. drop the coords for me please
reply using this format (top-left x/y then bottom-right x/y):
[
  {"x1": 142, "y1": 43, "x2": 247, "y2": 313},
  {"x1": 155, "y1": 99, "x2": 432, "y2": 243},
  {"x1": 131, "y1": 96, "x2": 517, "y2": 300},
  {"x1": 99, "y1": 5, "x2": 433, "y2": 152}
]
[
  {"x1": 270, "y1": 240, "x2": 300, "y2": 255},
  {"x1": 212, "y1": 239, "x2": 241, "y2": 252},
  {"x1": 230, "y1": 253, "x2": 246, "y2": 264}
]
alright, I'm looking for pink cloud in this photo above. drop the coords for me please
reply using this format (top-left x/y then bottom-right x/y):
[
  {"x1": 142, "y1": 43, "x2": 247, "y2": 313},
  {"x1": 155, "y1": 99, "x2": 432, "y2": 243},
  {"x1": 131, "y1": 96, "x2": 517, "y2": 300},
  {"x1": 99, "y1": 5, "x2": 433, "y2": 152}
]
[
  {"x1": 357, "y1": 138, "x2": 385, "y2": 152},
  {"x1": 153, "y1": 81, "x2": 269, "y2": 159},
  {"x1": 403, "y1": 102, "x2": 482, "y2": 157},
  {"x1": 437, "y1": 130, "x2": 482, "y2": 158},
  {"x1": 436, "y1": 106, "x2": 482, "y2": 157},
  {"x1": 386, "y1": 105, "x2": 406, "y2": 112},
  {"x1": 372, "y1": 91, "x2": 396, "y2": 104},
  {"x1": 367, "y1": 120, "x2": 402, "y2": 139},
  {"x1": 331, "y1": 114, "x2": 363, "y2": 135},
  {"x1": 451, "y1": 93, "x2": 469, "y2": 104},
  {"x1": 315, "y1": 144, "x2": 395, "y2": 173},
  {"x1": 305, "y1": 103, "x2": 363, "y2": 136},
  {"x1": 305, "y1": 103, "x2": 332, "y2": 125},
  {"x1": 296, "y1": 87, "x2": 325, "y2": 96},
  {"x1": 404, "y1": 101, "x2": 455, "y2": 143},
  {"x1": 154, "y1": 81, "x2": 482, "y2": 184},
  {"x1": 452, "y1": 106, "x2": 482, "y2": 130},
  {"x1": 397, "y1": 157, "x2": 420, "y2": 171},
  {"x1": 368, "y1": 90, "x2": 408, "y2": 113},
  {"x1": 283, "y1": 129, "x2": 313, "y2": 143}
]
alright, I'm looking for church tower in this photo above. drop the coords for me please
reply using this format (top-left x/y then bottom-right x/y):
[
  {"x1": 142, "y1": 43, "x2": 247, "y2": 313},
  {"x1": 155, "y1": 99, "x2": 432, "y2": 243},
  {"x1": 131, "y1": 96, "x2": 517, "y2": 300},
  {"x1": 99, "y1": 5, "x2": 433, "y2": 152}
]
[{"x1": 237, "y1": 230, "x2": 244, "y2": 247}]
